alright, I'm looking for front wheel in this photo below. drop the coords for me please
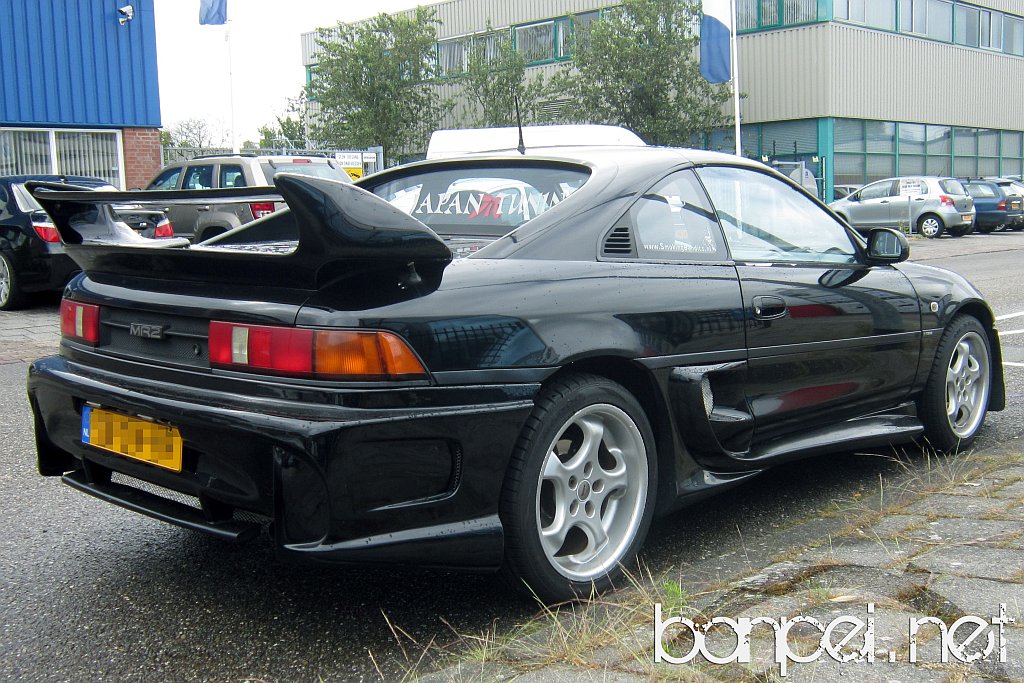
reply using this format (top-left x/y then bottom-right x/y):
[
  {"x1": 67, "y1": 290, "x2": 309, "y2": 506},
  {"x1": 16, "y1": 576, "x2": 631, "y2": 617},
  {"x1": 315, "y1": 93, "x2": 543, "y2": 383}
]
[
  {"x1": 919, "y1": 316, "x2": 992, "y2": 452},
  {"x1": 500, "y1": 374, "x2": 657, "y2": 603},
  {"x1": 917, "y1": 214, "x2": 944, "y2": 239}
]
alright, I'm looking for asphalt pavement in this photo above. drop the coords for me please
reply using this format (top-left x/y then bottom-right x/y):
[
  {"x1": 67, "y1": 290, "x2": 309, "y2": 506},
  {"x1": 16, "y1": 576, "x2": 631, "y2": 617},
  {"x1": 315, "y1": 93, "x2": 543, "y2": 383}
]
[{"x1": 0, "y1": 231, "x2": 1022, "y2": 682}]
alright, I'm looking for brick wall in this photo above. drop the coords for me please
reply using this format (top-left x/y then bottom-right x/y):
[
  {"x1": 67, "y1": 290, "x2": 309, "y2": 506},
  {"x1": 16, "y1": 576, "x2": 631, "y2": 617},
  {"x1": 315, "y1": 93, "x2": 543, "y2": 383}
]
[{"x1": 122, "y1": 127, "x2": 162, "y2": 189}]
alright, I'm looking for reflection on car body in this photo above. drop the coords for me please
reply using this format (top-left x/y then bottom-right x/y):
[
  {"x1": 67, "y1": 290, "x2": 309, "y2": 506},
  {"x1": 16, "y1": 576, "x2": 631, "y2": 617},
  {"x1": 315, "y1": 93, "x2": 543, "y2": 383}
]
[{"x1": 27, "y1": 145, "x2": 1004, "y2": 603}]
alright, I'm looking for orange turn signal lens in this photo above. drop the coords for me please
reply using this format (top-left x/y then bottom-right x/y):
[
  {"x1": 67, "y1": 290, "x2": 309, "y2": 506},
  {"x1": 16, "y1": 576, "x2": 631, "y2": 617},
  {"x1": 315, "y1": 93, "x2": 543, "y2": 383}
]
[{"x1": 314, "y1": 330, "x2": 427, "y2": 380}]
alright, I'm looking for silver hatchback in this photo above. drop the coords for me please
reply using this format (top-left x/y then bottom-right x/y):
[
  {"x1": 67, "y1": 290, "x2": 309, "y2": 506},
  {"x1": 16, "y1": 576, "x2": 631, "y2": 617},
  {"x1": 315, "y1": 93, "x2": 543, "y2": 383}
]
[{"x1": 830, "y1": 176, "x2": 975, "y2": 238}]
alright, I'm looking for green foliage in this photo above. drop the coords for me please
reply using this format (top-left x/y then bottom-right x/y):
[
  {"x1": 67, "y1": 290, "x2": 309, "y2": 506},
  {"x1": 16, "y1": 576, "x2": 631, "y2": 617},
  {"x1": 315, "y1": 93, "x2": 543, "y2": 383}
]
[
  {"x1": 308, "y1": 7, "x2": 444, "y2": 165},
  {"x1": 552, "y1": 0, "x2": 733, "y2": 146},
  {"x1": 458, "y1": 27, "x2": 548, "y2": 128}
]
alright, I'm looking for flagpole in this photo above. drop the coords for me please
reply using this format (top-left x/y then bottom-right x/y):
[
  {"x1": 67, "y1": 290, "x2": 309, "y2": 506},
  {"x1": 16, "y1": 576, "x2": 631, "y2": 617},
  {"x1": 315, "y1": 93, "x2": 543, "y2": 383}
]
[
  {"x1": 730, "y1": 0, "x2": 741, "y2": 156},
  {"x1": 227, "y1": 20, "x2": 239, "y2": 154}
]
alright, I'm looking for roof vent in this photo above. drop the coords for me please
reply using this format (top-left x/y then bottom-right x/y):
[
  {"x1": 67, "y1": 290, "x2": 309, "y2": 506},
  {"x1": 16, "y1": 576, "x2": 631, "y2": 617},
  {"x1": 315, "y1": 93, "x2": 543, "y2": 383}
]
[{"x1": 602, "y1": 226, "x2": 634, "y2": 257}]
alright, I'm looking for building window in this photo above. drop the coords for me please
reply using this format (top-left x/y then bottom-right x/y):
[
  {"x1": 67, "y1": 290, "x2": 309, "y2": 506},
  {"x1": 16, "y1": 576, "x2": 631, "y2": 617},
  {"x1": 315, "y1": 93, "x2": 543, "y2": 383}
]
[
  {"x1": 438, "y1": 37, "x2": 468, "y2": 76},
  {"x1": 515, "y1": 21, "x2": 557, "y2": 64},
  {"x1": 1007, "y1": 16, "x2": 1024, "y2": 55},
  {"x1": 0, "y1": 128, "x2": 123, "y2": 187},
  {"x1": 571, "y1": 11, "x2": 601, "y2": 54},
  {"x1": 955, "y1": 4, "x2": 981, "y2": 46},
  {"x1": 741, "y1": 0, "x2": 819, "y2": 30}
]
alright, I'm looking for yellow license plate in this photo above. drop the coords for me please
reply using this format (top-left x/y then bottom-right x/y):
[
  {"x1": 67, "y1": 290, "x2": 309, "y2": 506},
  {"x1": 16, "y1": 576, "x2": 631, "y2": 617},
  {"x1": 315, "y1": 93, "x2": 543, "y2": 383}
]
[
  {"x1": 82, "y1": 406, "x2": 183, "y2": 472},
  {"x1": 963, "y1": 214, "x2": 973, "y2": 222}
]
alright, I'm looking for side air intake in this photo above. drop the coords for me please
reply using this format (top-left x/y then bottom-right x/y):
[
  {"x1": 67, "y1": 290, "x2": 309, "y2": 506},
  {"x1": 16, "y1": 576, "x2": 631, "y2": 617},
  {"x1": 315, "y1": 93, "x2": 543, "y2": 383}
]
[{"x1": 602, "y1": 226, "x2": 634, "y2": 257}]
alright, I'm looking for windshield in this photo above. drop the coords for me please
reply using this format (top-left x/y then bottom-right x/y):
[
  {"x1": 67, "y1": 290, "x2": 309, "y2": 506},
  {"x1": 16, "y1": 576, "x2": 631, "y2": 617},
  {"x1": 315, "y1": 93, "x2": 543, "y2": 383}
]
[
  {"x1": 367, "y1": 163, "x2": 590, "y2": 236},
  {"x1": 260, "y1": 162, "x2": 350, "y2": 182}
]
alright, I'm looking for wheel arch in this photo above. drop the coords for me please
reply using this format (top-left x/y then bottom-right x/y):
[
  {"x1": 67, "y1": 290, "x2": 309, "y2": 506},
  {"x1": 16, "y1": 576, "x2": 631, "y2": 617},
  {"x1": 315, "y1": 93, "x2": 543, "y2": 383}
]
[
  {"x1": 542, "y1": 355, "x2": 682, "y2": 515},
  {"x1": 949, "y1": 301, "x2": 1006, "y2": 411}
]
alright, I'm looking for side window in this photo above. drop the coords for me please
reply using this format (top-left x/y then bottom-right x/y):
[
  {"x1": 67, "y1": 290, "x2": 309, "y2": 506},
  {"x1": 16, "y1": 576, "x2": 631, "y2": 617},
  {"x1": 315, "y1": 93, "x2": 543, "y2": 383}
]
[
  {"x1": 696, "y1": 166, "x2": 857, "y2": 264},
  {"x1": 858, "y1": 181, "x2": 894, "y2": 200},
  {"x1": 148, "y1": 167, "x2": 182, "y2": 190},
  {"x1": 182, "y1": 165, "x2": 214, "y2": 190},
  {"x1": 626, "y1": 170, "x2": 727, "y2": 260},
  {"x1": 220, "y1": 164, "x2": 247, "y2": 188}
]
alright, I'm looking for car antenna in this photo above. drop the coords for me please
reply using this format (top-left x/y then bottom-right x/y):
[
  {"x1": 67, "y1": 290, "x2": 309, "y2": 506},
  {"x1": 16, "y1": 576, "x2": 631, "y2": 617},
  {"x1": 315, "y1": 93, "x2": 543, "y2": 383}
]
[{"x1": 514, "y1": 91, "x2": 526, "y2": 155}]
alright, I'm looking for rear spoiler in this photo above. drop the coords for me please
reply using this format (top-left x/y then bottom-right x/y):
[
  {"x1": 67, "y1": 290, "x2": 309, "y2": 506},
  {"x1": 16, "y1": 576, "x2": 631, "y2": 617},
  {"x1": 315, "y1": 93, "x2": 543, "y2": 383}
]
[{"x1": 28, "y1": 174, "x2": 452, "y2": 291}]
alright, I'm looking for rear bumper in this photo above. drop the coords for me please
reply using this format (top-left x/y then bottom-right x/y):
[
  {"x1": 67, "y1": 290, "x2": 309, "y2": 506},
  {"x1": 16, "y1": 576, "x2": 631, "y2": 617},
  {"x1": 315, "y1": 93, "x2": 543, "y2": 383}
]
[{"x1": 28, "y1": 355, "x2": 539, "y2": 570}]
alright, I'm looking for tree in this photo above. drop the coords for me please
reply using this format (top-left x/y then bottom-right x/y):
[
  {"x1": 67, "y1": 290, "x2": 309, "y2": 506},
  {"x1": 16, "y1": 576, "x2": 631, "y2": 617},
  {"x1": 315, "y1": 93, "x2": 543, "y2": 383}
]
[
  {"x1": 552, "y1": 0, "x2": 733, "y2": 146},
  {"x1": 308, "y1": 7, "x2": 444, "y2": 165},
  {"x1": 457, "y1": 27, "x2": 548, "y2": 128},
  {"x1": 165, "y1": 118, "x2": 219, "y2": 148}
]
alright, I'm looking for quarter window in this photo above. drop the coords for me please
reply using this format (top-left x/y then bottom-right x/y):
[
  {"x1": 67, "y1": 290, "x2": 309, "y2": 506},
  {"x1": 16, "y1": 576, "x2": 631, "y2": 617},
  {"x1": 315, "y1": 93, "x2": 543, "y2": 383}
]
[
  {"x1": 220, "y1": 164, "x2": 247, "y2": 188},
  {"x1": 697, "y1": 166, "x2": 857, "y2": 264},
  {"x1": 626, "y1": 170, "x2": 727, "y2": 260}
]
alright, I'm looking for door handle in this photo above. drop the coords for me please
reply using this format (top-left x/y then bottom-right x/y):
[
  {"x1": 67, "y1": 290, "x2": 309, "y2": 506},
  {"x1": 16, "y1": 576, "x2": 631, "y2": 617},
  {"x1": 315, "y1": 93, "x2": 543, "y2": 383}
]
[
  {"x1": 197, "y1": 205, "x2": 211, "y2": 211},
  {"x1": 752, "y1": 295, "x2": 787, "y2": 320},
  {"x1": 880, "y1": 200, "x2": 890, "y2": 204}
]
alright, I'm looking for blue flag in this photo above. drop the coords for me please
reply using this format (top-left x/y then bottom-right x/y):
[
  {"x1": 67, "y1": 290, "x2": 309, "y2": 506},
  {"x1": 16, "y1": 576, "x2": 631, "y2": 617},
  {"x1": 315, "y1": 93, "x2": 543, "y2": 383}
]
[
  {"x1": 199, "y1": 0, "x2": 227, "y2": 25},
  {"x1": 700, "y1": 0, "x2": 732, "y2": 84}
]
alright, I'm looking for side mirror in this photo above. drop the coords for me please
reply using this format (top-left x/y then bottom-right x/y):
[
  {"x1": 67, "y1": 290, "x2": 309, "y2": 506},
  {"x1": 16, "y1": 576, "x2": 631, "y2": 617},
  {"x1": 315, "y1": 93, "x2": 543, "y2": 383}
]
[
  {"x1": 847, "y1": 193, "x2": 859, "y2": 202},
  {"x1": 865, "y1": 228, "x2": 909, "y2": 264}
]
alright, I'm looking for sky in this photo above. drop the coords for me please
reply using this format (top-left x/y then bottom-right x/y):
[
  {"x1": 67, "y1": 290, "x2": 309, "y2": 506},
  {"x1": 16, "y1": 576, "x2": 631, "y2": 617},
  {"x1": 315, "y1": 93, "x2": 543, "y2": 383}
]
[{"x1": 153, "y1": 0, "x2": 425, "y2": 145}]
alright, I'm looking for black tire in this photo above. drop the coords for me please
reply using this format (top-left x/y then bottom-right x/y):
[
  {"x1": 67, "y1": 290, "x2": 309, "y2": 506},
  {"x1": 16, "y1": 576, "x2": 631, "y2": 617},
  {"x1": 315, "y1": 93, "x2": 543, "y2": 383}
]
[
  {"x1": 917, "y1": 214, "x2": 944, "y2": 239},
  {"x1": 500, "y1": 373, "x2": 657, "y2": 603},
  {"x1": 0, "y1": 252, "x2": 26, "y2": 311},
  {"x1": 197, "y1": 226, "x2": 227, "y2": 243},
  {"x1": 918, "y1": 315, "x2": 992, "y2": 452},
  {"x1": 947, "y1": 225, "x2": 972, "y2": 237}
]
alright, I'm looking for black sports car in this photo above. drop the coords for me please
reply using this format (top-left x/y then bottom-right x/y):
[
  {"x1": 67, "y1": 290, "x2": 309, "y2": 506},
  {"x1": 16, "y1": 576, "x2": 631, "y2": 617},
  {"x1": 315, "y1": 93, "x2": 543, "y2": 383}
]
[
  {"x1": 0, "y1": 175, "x2": 173, "y2": 310},
  {"x1": 27, "y1": 147, "x2": 1004, "y2": 603}
]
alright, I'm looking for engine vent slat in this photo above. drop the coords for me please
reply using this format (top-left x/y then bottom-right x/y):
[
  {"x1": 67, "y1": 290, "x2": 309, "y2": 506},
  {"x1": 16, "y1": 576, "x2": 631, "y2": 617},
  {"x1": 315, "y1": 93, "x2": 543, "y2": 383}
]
[{"x1": 602, "y1": 226, "x2": 634, "y2": 256}]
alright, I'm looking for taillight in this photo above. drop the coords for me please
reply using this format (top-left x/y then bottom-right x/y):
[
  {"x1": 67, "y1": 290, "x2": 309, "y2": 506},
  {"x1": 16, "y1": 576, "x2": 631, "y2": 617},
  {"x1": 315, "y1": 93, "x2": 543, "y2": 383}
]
[
  {"x1": 996, "y1": 200, "x2": 1006, "y2": 211},
  {"x1": 60, "y1": 300, "x2": 100, "y2": 345},
  {"x1": 939, "y1": 195, "x2": 955, "y2": 207},
  {"x1": 32, "y1": 223, "x2": 61, "y2": 243},
  {"x1": 249, "y1": 202, "x2": 276, "y2": 219},
  {"x1": 208, "y1": 322, "x2": 427, "y2": 380},
  {"x1": 154, "y1": 218, "x2": 174, "y2": 238},
  {"x1": 291, "y1": 159, "x2": 312, "y2": 164}
]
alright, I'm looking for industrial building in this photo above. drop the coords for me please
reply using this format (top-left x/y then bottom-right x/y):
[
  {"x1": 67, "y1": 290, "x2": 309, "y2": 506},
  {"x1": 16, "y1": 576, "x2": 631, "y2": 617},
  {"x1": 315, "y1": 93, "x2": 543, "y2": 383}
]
[
  {"x1": 302, "y1": 0, "x2": 1024, "y2": 199},
  {"x1": 0, "y1": 0, "x2": 162, "y2": 189}
]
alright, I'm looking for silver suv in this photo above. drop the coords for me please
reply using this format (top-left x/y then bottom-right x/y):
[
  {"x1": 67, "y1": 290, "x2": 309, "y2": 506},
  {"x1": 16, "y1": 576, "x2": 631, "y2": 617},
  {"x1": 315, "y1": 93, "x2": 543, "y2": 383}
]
[
  {"x1": 829, "y1": 176, "x2": 975, "y2": 239},
  {"x1": 146, "y1": 155, "x2": 351, "y2": 242}
]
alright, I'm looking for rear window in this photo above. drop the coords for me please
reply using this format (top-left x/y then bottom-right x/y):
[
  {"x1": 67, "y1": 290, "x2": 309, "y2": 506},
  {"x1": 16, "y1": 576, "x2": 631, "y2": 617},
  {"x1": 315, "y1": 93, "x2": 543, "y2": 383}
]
[
  {"x1": 260, "y1": 161, "x2": 350, "y2": 183},
  {"x1": 965, "y1": 182, "x2": 998, "y2": 198},
  {"x1": 12, "y1": 184, "x2": 42, "y2": 213},
  {"x1": 367, "y1": 163, "x2": 590, "y2": 236},
  {"x1": 940, "y1": 179, "x2": 967, "y2": 195}
]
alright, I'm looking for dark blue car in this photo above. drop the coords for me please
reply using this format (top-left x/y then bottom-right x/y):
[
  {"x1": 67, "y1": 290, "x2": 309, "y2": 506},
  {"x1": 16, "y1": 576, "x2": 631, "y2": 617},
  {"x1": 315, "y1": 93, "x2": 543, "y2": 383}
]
[{"x1": 960, "y1": 179, "x2": 1024, "y2": 234}]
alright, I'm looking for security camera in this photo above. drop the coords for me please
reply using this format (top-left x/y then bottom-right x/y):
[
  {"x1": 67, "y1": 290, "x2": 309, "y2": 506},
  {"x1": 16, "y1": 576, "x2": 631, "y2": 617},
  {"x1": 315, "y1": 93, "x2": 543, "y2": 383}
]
[{"x1": 118, "y1": 4, "x2": 134, "y2": 25}]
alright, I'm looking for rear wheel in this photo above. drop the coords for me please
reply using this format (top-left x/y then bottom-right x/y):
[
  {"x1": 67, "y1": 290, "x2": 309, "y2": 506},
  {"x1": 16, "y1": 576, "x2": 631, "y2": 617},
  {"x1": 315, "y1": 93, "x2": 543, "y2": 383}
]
[
  {"x1": 500, "y1": 374, "x2": 657, "y2": 603},
  {"x1": 919, "y1": 315, "x2": 992, "y2": 452},
  {"x1": 0, "y1": 252, "x2": 25, "y2": 310},
  {"x1": 917, "y1": 214, "x2": 944, "y2": 239}
]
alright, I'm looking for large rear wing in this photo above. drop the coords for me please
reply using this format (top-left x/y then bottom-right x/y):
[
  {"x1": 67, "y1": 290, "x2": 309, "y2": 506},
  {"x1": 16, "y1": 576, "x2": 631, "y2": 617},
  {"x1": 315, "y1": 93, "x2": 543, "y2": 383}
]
[{"x1": 28, "y1": 174, "x2": 452, "y2": 291}]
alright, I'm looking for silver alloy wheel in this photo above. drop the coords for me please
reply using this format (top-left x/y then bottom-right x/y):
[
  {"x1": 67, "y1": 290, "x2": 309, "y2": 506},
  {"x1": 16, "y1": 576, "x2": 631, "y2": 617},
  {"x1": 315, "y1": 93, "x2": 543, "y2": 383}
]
[
  {"x1": 945, "y1": 331, "x2": 991, "y2": 438},
  {"x1": 535, "y1": 403, "x2": 648, "y2": 581},
  {"x1": 920, "y1": 217, "x2": 942, "y2": 238},
  {"x1": 0, "y1": 256, "x2": 10, "y2": 307}
]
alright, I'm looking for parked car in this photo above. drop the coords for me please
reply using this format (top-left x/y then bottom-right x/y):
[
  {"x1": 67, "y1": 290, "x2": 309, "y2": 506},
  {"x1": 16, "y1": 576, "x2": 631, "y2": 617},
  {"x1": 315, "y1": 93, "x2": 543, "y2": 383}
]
[
  {"x1": 959, "y1": 178, "x2": 1024, "y2": 233},
  {"x1": 0, "y1": 175, "x2": 171, "y2": 310},
  {"x1": 829, "y1": 176, "x2": 975, "y2": 238},
  {"x1": 146, "y1": 154, "x2": 351, "y2": 242},
  {"x1": 29, "y1": 148, "x2": 1004, "y2": 603},
  {"x1": 982, "y1": 177, "x2": 1024, "y2": 230}
]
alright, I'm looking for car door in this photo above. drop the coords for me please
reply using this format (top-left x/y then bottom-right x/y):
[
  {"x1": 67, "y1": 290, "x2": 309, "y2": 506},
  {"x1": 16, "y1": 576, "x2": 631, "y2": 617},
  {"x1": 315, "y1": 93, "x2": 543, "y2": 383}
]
[
  {"x1": 846, "y1": 179, "x2": 897, "y2": 229},
  {"x1": 167, "y1": 164, "x2": 216, "y2": 240},
  {"x1": 695, "y1": 166, "x2": 922, "y2": 444}
]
